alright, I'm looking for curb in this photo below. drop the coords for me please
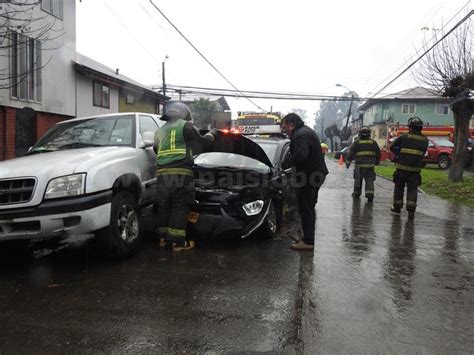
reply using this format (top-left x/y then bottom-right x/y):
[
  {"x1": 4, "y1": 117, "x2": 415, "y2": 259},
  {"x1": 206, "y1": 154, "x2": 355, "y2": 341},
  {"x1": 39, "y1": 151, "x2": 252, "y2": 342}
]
[{"x1": 375, "y1": 172, "x2": 424, "y2": 194}]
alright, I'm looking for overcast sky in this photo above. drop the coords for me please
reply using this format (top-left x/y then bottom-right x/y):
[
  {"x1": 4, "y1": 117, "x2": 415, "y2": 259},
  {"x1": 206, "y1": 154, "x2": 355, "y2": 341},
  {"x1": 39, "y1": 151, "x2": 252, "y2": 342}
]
[{"x1": 76, "y1": 0, "x2": 472, "y2": 119}]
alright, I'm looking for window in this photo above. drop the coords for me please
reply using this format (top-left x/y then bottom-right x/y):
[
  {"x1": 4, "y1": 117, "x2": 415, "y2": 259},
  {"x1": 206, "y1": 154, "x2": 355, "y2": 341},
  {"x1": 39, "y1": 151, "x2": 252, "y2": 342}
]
[
  {"x1": 435, "y1": 104, "x2": 449, "y2": 115},
  {"x1": 41, "y1": 0, "x2": 63, "y2": 19},
  {"x1": 93, "y1": 81, "x2": 110, "y2": 108},
  {"x1": 126, "y1": 92, "x2": 135, "y2": 105},
  {"x1": 139, "y1": 115, "x2": 158, "y2": 135},
  {"x1": 10, "y1": 31, "x2": 42, "y2": 102},
  {"x1": 401, "y1": 104, "x2": 416, "y2": 114},
  {"x1": 155, "y1": 103, "x2": 164, "y2": 115}
]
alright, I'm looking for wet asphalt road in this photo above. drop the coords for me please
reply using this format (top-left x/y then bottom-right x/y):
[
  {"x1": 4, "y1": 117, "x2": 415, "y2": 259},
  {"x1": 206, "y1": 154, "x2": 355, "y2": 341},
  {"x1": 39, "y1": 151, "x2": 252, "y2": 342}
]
[{"x1": 0, "y1": 159, "x2": 473, "y2": 354}]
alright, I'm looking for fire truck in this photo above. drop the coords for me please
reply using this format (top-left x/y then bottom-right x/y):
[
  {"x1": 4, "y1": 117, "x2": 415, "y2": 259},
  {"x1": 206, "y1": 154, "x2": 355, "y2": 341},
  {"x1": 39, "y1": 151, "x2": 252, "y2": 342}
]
[{"x1": 387, "y1": 124, "x2": 474, "y2": 144}]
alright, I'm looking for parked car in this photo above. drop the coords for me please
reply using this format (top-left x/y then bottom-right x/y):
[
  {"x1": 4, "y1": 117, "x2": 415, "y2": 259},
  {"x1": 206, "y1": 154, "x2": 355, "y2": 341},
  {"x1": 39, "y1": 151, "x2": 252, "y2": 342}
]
[
  {"x1": 387, "y1": 137, "x2": 453, "y2": 169},
  {"x1": 424, "y1": 139, "x2": 454, "y2": 169},
  {"x1": 334, "y1": 147, "x2": 349, "y2": 161},
  {"x1": 187, "y1": 132, "x2": 293, "y2": 240},
  {"x1": 0, "y1": 113, "x2": 163, "y2": 258}
]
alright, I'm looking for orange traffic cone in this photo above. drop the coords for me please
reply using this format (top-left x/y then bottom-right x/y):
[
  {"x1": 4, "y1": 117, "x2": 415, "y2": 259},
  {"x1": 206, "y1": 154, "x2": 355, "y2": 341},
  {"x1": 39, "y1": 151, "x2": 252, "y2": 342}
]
[{"x1": 338, "y1": 154, "x2": 344, "y2": 166}]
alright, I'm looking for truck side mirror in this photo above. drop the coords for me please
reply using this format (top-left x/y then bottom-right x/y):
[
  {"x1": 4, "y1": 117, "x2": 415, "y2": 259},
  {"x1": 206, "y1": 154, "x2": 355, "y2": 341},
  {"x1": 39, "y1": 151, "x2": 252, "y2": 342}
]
[{"x1": 140, "y1": 131, "x2": 155, "y2": 149}]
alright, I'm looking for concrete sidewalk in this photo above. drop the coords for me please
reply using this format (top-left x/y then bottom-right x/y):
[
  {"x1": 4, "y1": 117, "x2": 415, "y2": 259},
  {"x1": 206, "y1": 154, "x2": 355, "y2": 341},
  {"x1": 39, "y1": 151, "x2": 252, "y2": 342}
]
[{"x1": 296, "y1": 159, "x2": 474, "y2": 354}]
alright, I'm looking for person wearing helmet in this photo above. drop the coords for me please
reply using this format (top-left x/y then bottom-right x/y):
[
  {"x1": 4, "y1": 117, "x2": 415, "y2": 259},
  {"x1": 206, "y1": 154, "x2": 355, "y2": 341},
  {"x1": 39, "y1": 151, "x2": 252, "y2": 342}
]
[
  {"x1": 154, "y1": 102, "x2": 217, "y2": 251},
  {"x1": 389, "y1": 116, "x2": 428, "y2": 219},
  {"x1": 346, "y1": 126, "x2": 381, "y2": 202}
]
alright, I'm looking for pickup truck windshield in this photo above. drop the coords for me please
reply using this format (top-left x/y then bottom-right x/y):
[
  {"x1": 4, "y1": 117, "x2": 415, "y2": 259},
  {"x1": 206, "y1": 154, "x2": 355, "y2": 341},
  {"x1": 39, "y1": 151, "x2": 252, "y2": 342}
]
[{"x1": 31, "y1": 115, "x2": 135, "y2": 152}]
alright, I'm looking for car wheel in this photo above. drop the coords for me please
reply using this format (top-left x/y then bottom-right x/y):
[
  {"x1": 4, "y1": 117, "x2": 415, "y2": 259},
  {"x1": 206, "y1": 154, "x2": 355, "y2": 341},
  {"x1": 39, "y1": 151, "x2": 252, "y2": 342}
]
[
  {"x1": 437, "y1": 155, "x2": 450, "y2": 169},
  {"x1": 257, "y1": 201, "x2": 280, "y2": 239},
  {"x1": 96, "y1": 191, "x2": 141, "y2": 259}
]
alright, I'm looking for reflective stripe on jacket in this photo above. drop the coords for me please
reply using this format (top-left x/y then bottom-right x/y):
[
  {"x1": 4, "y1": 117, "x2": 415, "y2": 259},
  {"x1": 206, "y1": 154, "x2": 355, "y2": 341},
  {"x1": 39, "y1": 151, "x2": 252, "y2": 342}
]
[
  {"x1": 347, "y1": 138, "x2": 381, "y2": 167},
  {"x1": 156, "y1": 119, "x2": 188, "y2": 166},
  {"x1": 390, "y1": 132, "x2": 428, "y2": 172}
]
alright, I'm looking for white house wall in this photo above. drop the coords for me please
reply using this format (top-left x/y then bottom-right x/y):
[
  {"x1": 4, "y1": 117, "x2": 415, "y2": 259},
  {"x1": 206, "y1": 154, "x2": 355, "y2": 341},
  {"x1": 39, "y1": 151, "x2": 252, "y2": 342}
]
[
  {"x1": 76, "y1": 75, "x2": 119, "y2": 117},
  {"x1": 0, "y1": 0, "x2": 76, "y2": 117}
]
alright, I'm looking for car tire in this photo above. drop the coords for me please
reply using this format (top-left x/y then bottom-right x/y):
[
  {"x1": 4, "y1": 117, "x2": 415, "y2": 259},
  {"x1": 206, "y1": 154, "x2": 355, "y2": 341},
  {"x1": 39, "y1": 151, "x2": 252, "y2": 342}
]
[
  {"x1": 257, "y1": 201, "x2": 280, "y2": 239},
  {"x1": 96, "y1": 191, "x2": 141, "y2": 259},
  {"x1": 437, "y1": 154, "x2": 450, "y2": 169}
]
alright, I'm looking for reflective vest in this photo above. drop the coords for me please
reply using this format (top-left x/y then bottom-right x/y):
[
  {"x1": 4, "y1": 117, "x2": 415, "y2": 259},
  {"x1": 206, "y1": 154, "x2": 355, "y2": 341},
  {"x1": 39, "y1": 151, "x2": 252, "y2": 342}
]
[
  {"x1": 349, "y1": 139, "x2": 380, "y2": 168},
  {"x1": 394, "y1": 133, "x2": 429, "y2": 172},
  {"x1": 156, "y1": 119, "x2": 187, "y2": 166}
]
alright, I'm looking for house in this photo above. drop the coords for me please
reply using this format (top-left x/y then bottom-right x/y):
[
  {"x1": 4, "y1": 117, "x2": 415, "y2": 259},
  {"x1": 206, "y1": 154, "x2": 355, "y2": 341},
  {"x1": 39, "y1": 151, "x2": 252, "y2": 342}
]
[
  {"x1": 0, "y1": 1, "x2": 169, "y2": 161},
  {"x1": 0, "y1": 0, "x2": 77, "y2": 160},
  {"x1": 75, "y1": 53, "x2": 168, "y2": 118},
  {"x1": 358, "y1": 87, "x2": 454, "y2": 147}
]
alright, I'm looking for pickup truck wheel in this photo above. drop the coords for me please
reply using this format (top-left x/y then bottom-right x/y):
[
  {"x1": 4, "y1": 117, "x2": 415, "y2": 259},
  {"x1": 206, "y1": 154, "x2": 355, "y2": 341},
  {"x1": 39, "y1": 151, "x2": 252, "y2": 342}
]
[
  {"x1": 438, "y1": 155, "x2": 450, "y2": 169},
  {"x1": 97, "y1": 191, "x2": 141, "y2": 259},
  {"x1": 257, "y1": 201, "x2": 280, "y2": 239}
]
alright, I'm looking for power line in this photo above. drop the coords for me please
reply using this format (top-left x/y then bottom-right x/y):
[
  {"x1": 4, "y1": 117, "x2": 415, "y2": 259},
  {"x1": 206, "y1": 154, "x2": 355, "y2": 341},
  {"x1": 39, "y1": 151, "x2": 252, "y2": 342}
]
[
  {"x1": 148, "y1": 0, "x2": 266, "y2": 111},
  {"x1": 370, "y1": 7, "x2": 473, "y2": 98},
  {"x1": 163, "y1": 84, "x2": 369, "y2": 102},
  {"x1": 369, "y1": 0, "x2": 471, "y2": 95}
]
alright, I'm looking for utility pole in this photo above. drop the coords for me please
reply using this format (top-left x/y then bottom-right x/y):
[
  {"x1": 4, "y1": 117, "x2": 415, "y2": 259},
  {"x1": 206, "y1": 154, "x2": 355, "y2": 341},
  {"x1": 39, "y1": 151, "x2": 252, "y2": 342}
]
[
  {"x1": 162, "y1": 55, "x2": 168, "y2": 96},
  {"x1": 321, "y1": 116, "x2": 324, "y2": 139}
]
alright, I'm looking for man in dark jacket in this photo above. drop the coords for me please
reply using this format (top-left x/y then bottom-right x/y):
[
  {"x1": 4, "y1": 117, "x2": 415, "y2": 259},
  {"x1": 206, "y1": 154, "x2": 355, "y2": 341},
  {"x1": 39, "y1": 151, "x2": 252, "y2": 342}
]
[
  {"x1": 346, "y1": 126, "x2": 381, "y2": 202},
  {"x1": 154, "y1": 102, "x2": 217, "y2": 251},
  {"x1": 389, "y1": 116, "x2": 428, "y2": 219},
  {"x1": 281, "y1": 113, "x2": 328, "y2": 251}
]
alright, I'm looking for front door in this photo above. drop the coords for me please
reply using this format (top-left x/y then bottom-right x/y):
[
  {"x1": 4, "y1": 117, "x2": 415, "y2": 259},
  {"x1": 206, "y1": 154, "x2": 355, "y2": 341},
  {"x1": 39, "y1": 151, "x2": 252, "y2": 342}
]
[{"x1": 15, "y1": 107, "x2": 36, "y2": 157}]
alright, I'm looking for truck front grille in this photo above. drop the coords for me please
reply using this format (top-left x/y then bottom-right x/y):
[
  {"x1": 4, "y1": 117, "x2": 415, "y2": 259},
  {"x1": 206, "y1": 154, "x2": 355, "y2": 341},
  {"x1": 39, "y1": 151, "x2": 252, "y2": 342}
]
[{"x1": 0, "y1": 178, "x2": 36, "y2": 205}]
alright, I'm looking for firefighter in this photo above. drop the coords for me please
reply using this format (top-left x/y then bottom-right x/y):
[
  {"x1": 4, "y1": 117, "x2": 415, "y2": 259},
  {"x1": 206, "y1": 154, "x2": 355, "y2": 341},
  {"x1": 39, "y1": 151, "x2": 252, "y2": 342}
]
[
  {"x1": 154, "y1": 102, "x2": 217, "y2": 251},
  {"x1": 346, "y1": 126, "x2": 381, "y2": 202},
  {"x1": 389, "y1": 116, "x2": 428, "y2": 219}
]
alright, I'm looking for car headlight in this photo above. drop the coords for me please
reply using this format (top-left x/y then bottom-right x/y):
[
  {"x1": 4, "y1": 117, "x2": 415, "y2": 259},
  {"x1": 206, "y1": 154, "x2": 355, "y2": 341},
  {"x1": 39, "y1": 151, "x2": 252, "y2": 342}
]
[
  {"x1": 242, "y1": 200, "x2": 264, "y2": 216},
  {"x1": 45, "y1": 173, "x2": 86, "y2": 199}
]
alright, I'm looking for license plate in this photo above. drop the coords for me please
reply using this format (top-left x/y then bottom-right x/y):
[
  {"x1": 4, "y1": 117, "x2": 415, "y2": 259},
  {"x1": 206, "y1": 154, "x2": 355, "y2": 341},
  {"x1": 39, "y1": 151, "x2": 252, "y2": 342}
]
[{"x1": 187, "y1": 211, "x2": 199, "y2": 223}]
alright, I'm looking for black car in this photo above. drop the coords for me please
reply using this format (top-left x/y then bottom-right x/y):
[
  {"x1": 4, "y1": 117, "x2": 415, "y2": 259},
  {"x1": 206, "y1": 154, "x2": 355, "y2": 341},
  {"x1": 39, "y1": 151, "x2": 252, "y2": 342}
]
[
  {"x1": 188, "y1": 132, "x2": 292, "y2": 240},
  {"x1": 334, "y1": 146, "x2": 349, "y2": 161}
]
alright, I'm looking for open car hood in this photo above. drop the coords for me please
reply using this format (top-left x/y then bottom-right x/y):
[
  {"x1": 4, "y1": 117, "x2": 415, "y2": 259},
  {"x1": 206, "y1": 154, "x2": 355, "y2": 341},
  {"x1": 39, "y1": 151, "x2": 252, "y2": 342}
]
[{"x1": 192, "y1": 131, "x2": 273, "y2": 168}]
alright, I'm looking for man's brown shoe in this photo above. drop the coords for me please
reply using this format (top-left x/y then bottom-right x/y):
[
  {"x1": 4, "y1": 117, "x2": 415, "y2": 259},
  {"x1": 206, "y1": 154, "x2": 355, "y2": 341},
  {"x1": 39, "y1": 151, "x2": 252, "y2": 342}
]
[{"x1": 291, "y1": 240, "x2": 314, "y2": 251}]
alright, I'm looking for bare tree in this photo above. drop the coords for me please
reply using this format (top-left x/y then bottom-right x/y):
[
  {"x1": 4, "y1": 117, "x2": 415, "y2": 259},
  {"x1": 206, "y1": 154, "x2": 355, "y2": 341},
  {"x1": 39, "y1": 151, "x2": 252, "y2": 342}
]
[
  {"x1": 414, "y1": 12, "x2": 473, "y2": 182},
  {"x1": 0, "y1": 0, "x2": 63, "y2": 91}
]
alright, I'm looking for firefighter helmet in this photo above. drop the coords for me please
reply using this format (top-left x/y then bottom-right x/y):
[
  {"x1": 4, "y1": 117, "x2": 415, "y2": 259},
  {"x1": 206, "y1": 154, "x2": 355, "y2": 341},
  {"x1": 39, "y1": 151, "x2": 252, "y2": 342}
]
[
  {"x1": 161, "y1": 102, "x2": 193, "y2": 122},
  {"x1": 359, "y1": 126, "x2": 371, "y2": 138},
  {"x1": 407, "y1": 116, "x2": 423, "y2": 127}
]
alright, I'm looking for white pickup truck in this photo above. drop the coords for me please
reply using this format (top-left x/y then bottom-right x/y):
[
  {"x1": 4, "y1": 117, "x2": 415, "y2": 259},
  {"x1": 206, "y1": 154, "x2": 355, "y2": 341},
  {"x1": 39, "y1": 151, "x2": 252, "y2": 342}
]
[{"x1": 0, "y1": 112, "x2": 163, "y2": 258}]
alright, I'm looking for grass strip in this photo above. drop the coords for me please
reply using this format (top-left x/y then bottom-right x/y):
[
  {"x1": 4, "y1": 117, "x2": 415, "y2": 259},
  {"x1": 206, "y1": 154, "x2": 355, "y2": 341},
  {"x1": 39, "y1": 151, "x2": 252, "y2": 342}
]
[{"x1": 374, "y1": 163, "x2": 474, "y2": 208}]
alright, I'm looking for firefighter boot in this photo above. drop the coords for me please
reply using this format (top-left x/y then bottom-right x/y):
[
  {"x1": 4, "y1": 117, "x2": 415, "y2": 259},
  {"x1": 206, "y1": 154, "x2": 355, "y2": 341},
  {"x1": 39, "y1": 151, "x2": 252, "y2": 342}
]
[
  {"x1": 172, "y1": 240, "x2": 195, "y2": 252},
  {"x1": 408, "y1": 210, "x2": 415, "y2": 219},
  {"x1": 391, "y1": 205, "x2": 401, "y2": 214}
]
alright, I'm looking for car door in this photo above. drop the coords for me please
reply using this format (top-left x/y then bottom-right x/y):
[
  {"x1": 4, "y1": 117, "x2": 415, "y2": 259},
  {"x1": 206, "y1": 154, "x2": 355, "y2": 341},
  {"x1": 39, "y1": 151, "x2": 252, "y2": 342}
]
[
  {"x1": 274, "y1": 143, "x2": 292, "y2": 202},
  {"x1": 426, "y1": 140, "x2": 437, "y2": 162},
  {"x1": 136, "y1": 114, "x2": 160, "y2": 205}
]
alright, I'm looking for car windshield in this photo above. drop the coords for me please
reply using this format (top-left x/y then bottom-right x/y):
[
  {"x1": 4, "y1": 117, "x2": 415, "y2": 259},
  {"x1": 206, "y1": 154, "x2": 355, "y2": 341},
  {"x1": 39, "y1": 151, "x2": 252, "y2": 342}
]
[
  {"x1": 30, "y1": 115, "x2": 135, "y2": 153},
  {"x1": 435, "y1": 139, "x2": 454, "y2": 147},
  {"x1": 254, "y1": 141, "x2": 278, "y2": 163},
  {"x1": 194, "y1": 152, "x2": 271, "y2": 174}
]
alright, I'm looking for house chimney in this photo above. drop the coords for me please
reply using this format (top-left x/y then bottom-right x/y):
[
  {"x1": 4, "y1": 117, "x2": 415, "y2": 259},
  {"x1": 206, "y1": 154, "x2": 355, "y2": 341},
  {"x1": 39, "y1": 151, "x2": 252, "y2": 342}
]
[{"x1": 115, "y1": 68, "x2": 119, "y2": 75}]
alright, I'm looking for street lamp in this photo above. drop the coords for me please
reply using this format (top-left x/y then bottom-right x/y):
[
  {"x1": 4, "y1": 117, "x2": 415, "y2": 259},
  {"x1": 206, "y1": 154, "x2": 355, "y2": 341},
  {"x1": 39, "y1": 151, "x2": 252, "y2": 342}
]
[{"x1": 336, "y1": 83, "x2": 355, "y2": 142}]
